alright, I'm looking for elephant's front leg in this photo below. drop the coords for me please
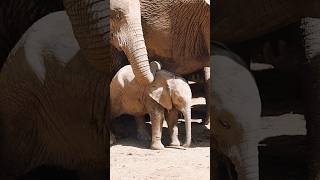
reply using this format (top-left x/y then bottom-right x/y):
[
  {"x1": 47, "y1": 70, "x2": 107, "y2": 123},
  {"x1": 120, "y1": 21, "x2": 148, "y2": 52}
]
[
  {"x1": 135, "y1": 115, "x2": 151, "y2": 141},
  {"x1": 110, "y1": 131, "x2": 116, "y2": 145},
  {"x1": 149, "y1": 109, "x2": 165, "y2": 150},
  {"x1": 203, "y1": 66, "x2": 210, "y2": 125},
  {"x1": 167, "y1": 108, "x2": 180, "y2": 146},
  {"x1": 301, "y1": 17, "x2": 320, "y2": 180}
]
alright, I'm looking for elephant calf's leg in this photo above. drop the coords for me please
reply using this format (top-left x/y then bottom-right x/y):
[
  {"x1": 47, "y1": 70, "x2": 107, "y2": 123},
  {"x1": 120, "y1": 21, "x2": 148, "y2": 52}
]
[
  {"x1": 150, "y1": 110, "x2": 165, "y2": 150},
  {"x1": 135, "y1": 115, "x2": 151, "y2": 141},
  {"x1": 167, "y1": 109, "x2": 180, "y2": 146}
]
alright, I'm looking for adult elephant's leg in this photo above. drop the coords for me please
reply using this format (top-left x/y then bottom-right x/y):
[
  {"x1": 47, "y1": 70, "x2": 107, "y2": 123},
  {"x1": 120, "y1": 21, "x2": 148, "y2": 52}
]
[
  {"x1": 301, "y1": 17, "x2": 320, "y2": 180},
  {"x1": 110, "y1": 131, "x2": 116, "y2": 145},
  {"x1": 135, "y1": 115, "x2": 151, "y2": 141},
  {"x1": 203, "y1": 66, "x2": 210, "y2": 125}
]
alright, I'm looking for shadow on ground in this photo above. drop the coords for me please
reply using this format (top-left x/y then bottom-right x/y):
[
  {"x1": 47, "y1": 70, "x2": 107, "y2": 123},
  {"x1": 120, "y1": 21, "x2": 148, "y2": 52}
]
[
  {"x1": 111, "y1": 114, "x2": 210, "y2": 149},
  {"x1": 259, "y1": 135, "x2": 307, "y2": 180}
]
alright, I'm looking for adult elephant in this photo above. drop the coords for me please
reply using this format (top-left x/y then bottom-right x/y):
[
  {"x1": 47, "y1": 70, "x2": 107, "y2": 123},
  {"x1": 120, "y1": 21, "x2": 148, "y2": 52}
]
[
  {"x1": 0, "y1": 0, "x2": 64, "y2": 67},
  {"x1": 214, "y1": 1, "x2": 320, "y2": 180},
  {"x1": 0, "y1": 0, "x2": 154, "y2": 179},
  {"x1": 110, "y1": 0, "x2": 211, "y2": 124}
]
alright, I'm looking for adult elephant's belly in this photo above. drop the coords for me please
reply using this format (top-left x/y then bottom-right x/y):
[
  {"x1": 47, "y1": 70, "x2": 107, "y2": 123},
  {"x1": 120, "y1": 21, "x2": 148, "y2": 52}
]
[
  {"x1": 213, "y1": 0, "x2": 301, "y2": 44},
  {"x1": 0, "y1": 47, "x2": 108, "y2": 175},
  {"x1": 149, "y1": 54, "x2": 209, "y2": 76},
  {"x1": 144, "y1": 26, "x2": 209, "y2": 75}
]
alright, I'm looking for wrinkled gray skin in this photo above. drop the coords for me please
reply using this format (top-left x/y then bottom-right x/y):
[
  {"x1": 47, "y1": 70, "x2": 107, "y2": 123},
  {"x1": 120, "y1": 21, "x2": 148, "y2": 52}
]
[
  {"x1": 111, "y1": 0, "x2": 211, "y2": 124},
  {"x1": 0, "y1": 0, "x2": 154, "y2": 178},
  {"x1": 215, "y1": 1, "x2": 320, "y2": 179},
  {"x1": 110, "y1": 61, "x2": 192, "y2": 150},
  {"x1": 211, "y1": 45, "x2": 261, "y2": 180}
]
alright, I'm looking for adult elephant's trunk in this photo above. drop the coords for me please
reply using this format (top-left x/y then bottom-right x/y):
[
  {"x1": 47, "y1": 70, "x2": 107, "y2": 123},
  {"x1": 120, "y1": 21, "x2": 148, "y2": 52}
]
[
  {"x1": 111, "y1": 0, "x2": 154, "y2": 85},
  {"x1": 122, "y1": 21, "x2": 154, "y2": 85},
  {"x1": 302, "y1": 17, "x2": 320, "y2": 180},
  {"x1": 63, "y1": 0, "x2": 110, "y2": 73}
]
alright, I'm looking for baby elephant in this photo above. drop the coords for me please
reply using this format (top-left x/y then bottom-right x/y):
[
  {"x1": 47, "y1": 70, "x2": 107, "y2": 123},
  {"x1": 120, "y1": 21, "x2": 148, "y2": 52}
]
[{"x1": 110, "y1": 61, "x2": 192, "y2": 150}]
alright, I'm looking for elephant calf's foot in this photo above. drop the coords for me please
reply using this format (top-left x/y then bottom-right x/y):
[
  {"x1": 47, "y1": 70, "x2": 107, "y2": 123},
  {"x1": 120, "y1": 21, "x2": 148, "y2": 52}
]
[
  {"x1": 182, "y1": 142, "x2": 191, "y2": 148},
  {"x1": 169, "y1": 138, "x2": 181, "y2": 147},
  {"x1": 137, "y1": 128, "x2": 151, "y2": 141},
  {"x1": 150, "y1": 141, "x2": 165, "y2": 150}
]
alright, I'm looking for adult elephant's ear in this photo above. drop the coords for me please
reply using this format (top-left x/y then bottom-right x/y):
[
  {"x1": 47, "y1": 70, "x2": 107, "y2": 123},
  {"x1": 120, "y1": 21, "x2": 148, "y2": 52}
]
[{"x1": 148, "y1": 82, "x2": 172, "y2": 110}]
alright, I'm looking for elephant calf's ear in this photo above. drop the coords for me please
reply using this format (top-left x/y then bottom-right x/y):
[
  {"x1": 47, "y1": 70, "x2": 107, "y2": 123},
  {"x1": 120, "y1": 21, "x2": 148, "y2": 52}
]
[{"x1": 148, "y1": 85, "x2": 173, "y2": 110}]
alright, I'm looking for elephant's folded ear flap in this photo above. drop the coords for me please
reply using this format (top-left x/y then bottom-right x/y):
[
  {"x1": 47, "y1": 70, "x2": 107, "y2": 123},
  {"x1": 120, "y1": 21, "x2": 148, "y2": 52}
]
[{"x1": 148, "y1": 85, "x2": 172, "y2": 110}]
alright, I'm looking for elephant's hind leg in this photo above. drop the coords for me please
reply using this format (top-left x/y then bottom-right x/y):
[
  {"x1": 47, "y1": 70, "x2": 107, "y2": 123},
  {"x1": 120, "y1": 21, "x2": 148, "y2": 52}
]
[
  {"x1": 135, "y1": 115, "x2": 151, "y2": 141},
  {"x1": 167, "y1": 108, "x2": 180, "y2": 146}
]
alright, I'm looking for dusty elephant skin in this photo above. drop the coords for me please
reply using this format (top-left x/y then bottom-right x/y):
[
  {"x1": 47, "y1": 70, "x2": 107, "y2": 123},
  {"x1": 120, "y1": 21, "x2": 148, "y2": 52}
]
[
  {"x1": 111, "y1": 0, "x2": 211, "y2": 124},
  {"x1": 211, "y1": 45, "x2": 261, "y2": 180},
  {"x1": 110, "y1": 62, "x2": 192, "y2": 150},
  {"x1": 0, "y1": 0, "x2": 115, "y2": 178},
  {"x1": 214, "y1": 1, "x2": 320, "y2": 179},
  {"x1": 0, "y1": 10, "x2": 109, "y2": 179}
]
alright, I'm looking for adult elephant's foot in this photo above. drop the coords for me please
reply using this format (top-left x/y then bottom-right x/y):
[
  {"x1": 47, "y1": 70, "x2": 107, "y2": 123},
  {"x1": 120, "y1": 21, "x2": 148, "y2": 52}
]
[
  {"x1": 150, "y1": 141, "x2": 165, "y2": 150},
  {"x1": 136, "y1": 128, "x2": 151, "y2": 141}
]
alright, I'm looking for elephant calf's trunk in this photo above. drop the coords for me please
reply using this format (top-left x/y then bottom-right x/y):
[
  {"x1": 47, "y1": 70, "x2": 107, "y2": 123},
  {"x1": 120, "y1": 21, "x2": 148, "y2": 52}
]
[{"x1": 182, "y1": 107, "x2": 192, "y2": 147}]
